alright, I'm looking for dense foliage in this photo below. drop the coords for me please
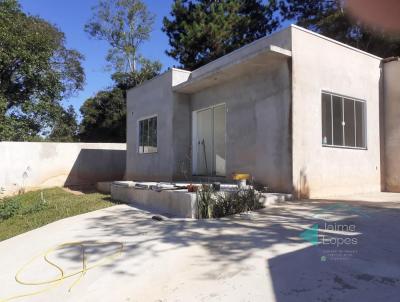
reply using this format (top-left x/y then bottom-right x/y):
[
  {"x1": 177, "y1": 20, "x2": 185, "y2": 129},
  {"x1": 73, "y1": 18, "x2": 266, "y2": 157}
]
[
  {"x1": 164, "y1": 0, "x2": 400, "y2": 71},
  {"x1": 0, "y1": 0, "x2": 85, "y2": 141},
  {"x1": 278, "y1": 0, "x2": 400, "y2": 58},
  {"x1": 79, "y1": 88, "x2": 126, "y2": 143},
  {"x1": 163, "y1": 0, "x2": 279, "y2": 70},
  {"x1": 48, "y1": 105, "x2": 79, "y2": 142},
  {"x1": 79, "y1": 59, "x2": 161, "y2": 142}
]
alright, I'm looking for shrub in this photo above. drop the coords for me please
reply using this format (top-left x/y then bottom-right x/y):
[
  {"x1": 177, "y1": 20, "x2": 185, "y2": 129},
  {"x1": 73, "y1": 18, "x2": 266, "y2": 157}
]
[
  {"x1": 22, "y1": 200, "x2": 49, "y2": 215},
  {"x1": 0, "y1": 199, "x2": 21, "y2": 220},
  {"x1": 196, "y1": 185, "x2": 215, "y2": 219},
  {"x1": 196, "y1": 185, "x2": 264, "y2": 219}
]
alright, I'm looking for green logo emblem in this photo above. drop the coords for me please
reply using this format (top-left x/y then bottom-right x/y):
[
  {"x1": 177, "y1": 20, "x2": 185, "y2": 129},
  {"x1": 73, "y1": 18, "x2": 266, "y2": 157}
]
[{"x1": 300, "y1": 224, "x2": 319, "y2": 245}]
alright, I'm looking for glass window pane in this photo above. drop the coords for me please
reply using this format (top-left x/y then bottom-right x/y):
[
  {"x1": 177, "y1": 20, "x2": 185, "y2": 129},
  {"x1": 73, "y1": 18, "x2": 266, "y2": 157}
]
[
  {"x1": 322, "y1": 93, "x2": 332, "y2": 145},
  {"x1": 143, "y1": 119, "x2": 149, "y2": 152},
  {"x1": 343, "y1": 98, "x2": 355, "y2": 147},
  {"x1": 151, "y1": 117, "x2": 157, "y2": 148},
  {"x1": 355, "y1": 101, "x2": 366, "y2": 148},
  {"x1": 332, "y1": 96, "x2": 343, "y2": 146},
  {"x1": 153, "y1": 117, "x2": 157, "y2": 150},
  {"x1": 138, "y1": 117, "x2": 157, "y2": 153},
  {"x1": 139, "y1": 120, "x2": 144, "y2": 153}
]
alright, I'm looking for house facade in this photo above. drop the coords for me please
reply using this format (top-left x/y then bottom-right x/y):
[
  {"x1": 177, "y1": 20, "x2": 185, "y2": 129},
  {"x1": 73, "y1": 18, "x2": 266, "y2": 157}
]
[{"x1": 125, "y1": 25, "x2": 400, "y2": 198}]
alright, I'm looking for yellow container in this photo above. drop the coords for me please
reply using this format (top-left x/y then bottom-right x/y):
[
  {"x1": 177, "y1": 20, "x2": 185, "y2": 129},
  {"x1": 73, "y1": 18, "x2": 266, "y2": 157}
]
[{"x1": 232, "y1": 173, "x2": 250, "y2": 181}]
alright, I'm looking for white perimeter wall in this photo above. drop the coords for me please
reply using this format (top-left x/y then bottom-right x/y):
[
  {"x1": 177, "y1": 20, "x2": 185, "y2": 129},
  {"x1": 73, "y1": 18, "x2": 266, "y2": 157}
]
[
  {"x1": 291, "y1": 26, "x2": 382, "y2": 198},
  {"x1": 0, "y1": 142, "x2": 126, "y2": 196}
]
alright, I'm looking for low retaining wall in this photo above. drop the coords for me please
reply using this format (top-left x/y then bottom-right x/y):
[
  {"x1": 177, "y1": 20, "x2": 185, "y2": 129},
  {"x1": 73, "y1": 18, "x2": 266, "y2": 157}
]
[
  {"x1": 0, "y1": 142, "x2": 126, "y2": 196},
  {"x1": 111, "y1": 182, "x2": 198, "y2": 218},
  {"x1": 110, "y1": 181, "x2": 294, "y2": 218}
]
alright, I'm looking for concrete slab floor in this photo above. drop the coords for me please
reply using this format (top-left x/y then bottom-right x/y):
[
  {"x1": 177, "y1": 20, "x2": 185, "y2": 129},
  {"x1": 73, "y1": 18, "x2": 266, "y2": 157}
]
[
  {"x1": 0, "y1": 198, "x2": 399, "y2": 302},
  {"x1": 320, "y1": 192, "x2": 400, "y2": 208}
]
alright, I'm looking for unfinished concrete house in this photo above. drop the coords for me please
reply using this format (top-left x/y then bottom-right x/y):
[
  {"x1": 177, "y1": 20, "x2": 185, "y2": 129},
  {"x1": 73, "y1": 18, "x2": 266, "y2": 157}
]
[{"x1": 125, "y1": 25, "x2": 400, "y2": 199}]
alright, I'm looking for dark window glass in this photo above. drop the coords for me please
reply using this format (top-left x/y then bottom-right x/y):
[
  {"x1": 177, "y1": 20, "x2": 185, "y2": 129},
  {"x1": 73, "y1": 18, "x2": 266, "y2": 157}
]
[
  {"x1": 343, "y1": 98, "x2": 356, "y2": 147},
  {"x1": 150, "y1": 117, "x2": 157, "y2": 147},
  {"x1": 139, "y1": 120, "x2": 144, "y2": 153},
  {"x1": 322, "y1": 93, "x2": 332, "y2": 145},
  {"x1": 138, "y1": 116, "x2": 157, "y2": 153},
  {"x1": 321, "y1": 92, "x2": 366, "y2": 149},
  {"x1": 355, "y1": 101, "x2": 366, "y2": 148},
  {"x1": 332, "y1": 95, "x2": 343, "y2": 146}
]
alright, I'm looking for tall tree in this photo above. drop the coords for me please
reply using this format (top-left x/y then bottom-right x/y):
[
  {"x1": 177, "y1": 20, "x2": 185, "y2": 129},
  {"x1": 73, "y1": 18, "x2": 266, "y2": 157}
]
[
  {"x1": 278, "y1": 0, "x2": 400, "y2": 58},
  {"x1": 0, "y1": 0, "x2": 85, "y2": 141},
  {"x1": 163, "y1": 0, "x2": 279, "y2": 70},
  {"x1": 85, "y1": 0, "x2": 156, "y2": 72},
  {"x1": 82, "y1": 0, "x2": 161, "y2": 142}
]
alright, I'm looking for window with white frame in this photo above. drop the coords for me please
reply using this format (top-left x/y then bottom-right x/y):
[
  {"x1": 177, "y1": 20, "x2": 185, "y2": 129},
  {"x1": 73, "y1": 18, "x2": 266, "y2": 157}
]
[
  {"x1": 321, "y1": 92, "x2": 366, "y2": 148},
  {"x1": 138, "y1": 116, "x2": 157, "y2": 153}
]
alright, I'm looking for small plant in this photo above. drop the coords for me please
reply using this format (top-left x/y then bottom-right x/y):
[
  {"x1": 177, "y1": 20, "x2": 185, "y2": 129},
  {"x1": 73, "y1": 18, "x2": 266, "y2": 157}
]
[
  {"x1": 196, "y1": 184, "x2": 215, "y2": 219},
  {"x1": 22, "y1": 191, "x2": 49, "y2": 215},
  {"x1": 22, "y1": 200, "x2": 49, "y2": 215},
  {"x1": 0, "y1": 198, "x2": 21, "y2": 221},
  {"x1": 196, "y1": 185, "x2": 264, "y2": 219}
]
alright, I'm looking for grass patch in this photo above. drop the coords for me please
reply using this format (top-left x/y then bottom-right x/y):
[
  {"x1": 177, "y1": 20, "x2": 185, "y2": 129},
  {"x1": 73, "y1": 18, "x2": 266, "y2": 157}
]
[{"x1": 0, "y1": 187, "x2": 117, "y2": 241}]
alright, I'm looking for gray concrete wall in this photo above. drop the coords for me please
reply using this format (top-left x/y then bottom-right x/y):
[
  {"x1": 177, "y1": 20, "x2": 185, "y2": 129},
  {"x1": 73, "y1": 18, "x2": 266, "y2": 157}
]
[
  {"x1": 190, "y1": 57, "x2": 293, "y2": 192},
  {"x1": 0, "y1": 142, "x2": 126, "y2": 196},
  {"x1": 125, "y1": 70, "x2": 190, "y2": 181},
  {"x1": 291, "y1": 26, "x2": 382, "y2": 198},
  {"x1": 125, "y1": 29, "x2": 293, "y2": 191},
  {"x1": 383, "y1": 59, "x2": 400, "y2": 192}
]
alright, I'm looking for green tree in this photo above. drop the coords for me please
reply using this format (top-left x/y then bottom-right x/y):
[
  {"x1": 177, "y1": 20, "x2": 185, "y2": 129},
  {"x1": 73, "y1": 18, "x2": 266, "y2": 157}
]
[
  {"x1": 79, "y1": 88, "x2": 126, "y2": 143},
  {"x1": 0, "y1": 0, "x2": 85, "y2": 141},
  {"x1": 278, "y1": 0, "x2": 400, "y2": 58},
  {"x1": 85, "y1": 0, "x2": 156, "y2": 72},
  {"x1": 163, "y1": 0, "x2": 279, "y2": 70},
  {"x1": 82, "y1": 0, "x2": 161, "y2": 142},
  {"x1": 79, "y1": 60, "x2": 161, "y2": 142},
  {"x1": 48, "y1": 105, "x2": 79, "y2": 142},
  {"x1": 112, "y1": 58, "x2": 162, "y2": 91}
]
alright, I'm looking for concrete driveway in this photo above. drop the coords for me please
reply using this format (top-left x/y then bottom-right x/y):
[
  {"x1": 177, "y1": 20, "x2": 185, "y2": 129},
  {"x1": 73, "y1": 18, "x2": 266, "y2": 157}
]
[{"x1": 0, "y1": 197, "x2": 399, "y2": 302}]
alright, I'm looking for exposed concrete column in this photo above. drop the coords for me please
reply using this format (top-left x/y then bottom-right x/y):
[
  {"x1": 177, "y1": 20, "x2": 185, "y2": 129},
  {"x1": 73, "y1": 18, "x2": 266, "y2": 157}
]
[{"x1": 382, "y1": 58, "x2": 400, "y2": 192}]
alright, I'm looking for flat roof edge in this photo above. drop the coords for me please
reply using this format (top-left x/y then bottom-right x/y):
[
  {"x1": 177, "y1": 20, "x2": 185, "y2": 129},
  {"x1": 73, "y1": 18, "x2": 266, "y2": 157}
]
[
  {"x1": 173, "y1": 44, "x2": 291, "y2": 92},
  {"x1": 171, "y1": 67, "x2": 191, "y2": 73},
  {"x1": 127, "y1": 69, "x2": 172, "y2": 93},
  {"x1": 270, "y1": 45, "x2": 292, "y2": 57},
  {"x1": 189, "y1": 27, "x2": 292, "y2": 77},
  {"x1": 291, "y1": 24, "x2": 382, "y2": 60}
]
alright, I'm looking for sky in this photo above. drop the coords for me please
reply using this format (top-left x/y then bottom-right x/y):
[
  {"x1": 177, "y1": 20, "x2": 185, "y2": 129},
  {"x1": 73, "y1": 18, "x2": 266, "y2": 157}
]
[{"x1": 19, "y1": 0, "x2": 178, "y2": 119}]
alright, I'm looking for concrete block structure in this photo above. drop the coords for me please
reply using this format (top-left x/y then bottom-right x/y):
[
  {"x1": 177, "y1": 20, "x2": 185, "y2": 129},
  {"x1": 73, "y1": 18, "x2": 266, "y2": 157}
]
[{"x1": 125, "y1": 25, "x2": 400, "y2": 198}]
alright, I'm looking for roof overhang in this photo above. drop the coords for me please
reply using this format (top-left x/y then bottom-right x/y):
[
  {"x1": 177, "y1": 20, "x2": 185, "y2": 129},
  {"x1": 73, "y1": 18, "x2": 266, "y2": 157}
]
[{"x1": 172, "y1": 45, "x2": 291, "y2": 94}]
